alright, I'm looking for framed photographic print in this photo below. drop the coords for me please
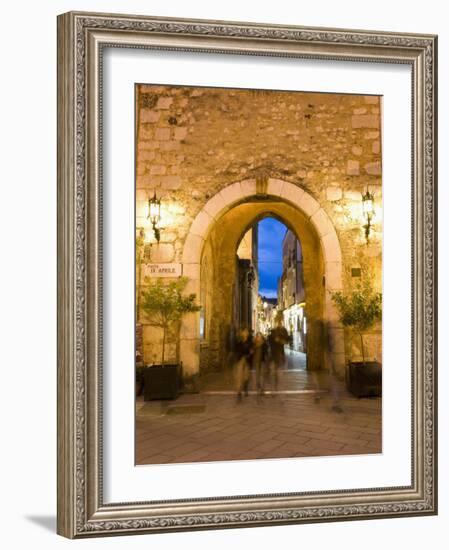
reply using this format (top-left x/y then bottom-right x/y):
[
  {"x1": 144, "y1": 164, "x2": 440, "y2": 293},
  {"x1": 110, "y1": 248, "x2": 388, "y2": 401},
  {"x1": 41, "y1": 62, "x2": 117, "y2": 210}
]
[{"x1": 57, "y1": 11, "x2": 437, "y2": 538}]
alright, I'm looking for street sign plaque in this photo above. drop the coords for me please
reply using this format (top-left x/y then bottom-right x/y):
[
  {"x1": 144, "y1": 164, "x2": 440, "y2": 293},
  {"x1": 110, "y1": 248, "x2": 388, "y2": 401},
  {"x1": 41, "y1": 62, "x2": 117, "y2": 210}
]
[{"x1": 144, "y1": 263, "x2": 182, "y2": 278}]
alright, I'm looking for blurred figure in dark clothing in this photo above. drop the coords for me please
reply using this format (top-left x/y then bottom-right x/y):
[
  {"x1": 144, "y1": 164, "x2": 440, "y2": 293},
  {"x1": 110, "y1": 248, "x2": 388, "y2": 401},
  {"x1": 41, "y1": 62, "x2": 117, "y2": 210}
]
[
  {"x1": 234, "y1": 327, "x2": 252, "y2": 401},
  {"x1": 253, "y1": 332, "x2": 268, "y2": 396},
  {"x1": 268, "y1": 320, "x2": 289, "y2": 392}
]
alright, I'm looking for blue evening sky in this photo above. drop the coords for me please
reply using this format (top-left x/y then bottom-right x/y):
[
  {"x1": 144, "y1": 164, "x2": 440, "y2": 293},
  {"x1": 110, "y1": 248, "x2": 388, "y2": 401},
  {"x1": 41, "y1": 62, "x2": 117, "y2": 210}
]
[{"x1": 257, "y1": 217, "x2": 287, "y2": 299}]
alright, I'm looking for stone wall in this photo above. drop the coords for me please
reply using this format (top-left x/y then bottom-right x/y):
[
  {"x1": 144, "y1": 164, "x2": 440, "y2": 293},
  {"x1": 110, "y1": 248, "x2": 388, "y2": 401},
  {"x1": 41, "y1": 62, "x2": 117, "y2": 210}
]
[{"x1": 136, "y1": 84, "x2": 383, "y2": 370}]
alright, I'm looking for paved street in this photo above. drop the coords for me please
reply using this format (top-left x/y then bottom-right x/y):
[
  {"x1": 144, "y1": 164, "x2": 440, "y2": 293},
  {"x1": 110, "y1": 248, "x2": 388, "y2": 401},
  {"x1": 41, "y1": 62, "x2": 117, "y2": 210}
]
[{"x1": 136, "y1": 351, "x2": 382, "y2": 465}]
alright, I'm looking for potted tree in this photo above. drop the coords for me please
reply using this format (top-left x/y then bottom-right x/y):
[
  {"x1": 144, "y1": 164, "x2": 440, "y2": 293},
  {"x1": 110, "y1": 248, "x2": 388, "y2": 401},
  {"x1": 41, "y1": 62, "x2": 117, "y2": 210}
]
[
  {"x1": 140, "y1": 277, "x2": 200, "y2": 400},
  {"x1": 331, "y1": 280, "x2": 382, "y2": 398}
]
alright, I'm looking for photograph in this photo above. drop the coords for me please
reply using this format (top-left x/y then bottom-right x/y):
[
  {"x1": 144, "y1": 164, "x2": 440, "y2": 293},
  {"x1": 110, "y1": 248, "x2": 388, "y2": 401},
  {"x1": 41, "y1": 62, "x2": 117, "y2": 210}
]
[
  {"x1": 134, "y1": 84, "x2": 383, "y2": 465},
  {"x1": 0, "y1": 0, "x2": 443, "y2": 544},
  {"x1": 55, "y1": 9, "x2": 436, "y2": 537}
]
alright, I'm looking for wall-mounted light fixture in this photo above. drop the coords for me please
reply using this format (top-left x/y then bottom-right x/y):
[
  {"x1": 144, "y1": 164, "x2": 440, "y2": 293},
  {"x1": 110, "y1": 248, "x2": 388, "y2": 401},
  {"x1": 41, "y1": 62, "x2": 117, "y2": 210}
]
[
  {"x1": 147, "y1": 191, "x2": 161, "y2": 243},
  {"x1": 362, "y1": 188, "x2": 375, "y2": 243}
]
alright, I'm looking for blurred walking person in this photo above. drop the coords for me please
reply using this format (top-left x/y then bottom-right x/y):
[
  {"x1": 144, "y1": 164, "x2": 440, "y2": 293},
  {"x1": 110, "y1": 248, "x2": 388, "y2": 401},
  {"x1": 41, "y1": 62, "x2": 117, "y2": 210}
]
[
  {"x1": 253, "y1": 332, "x2": 268, "y2": 397},
  {"x1": 312, "y1": 319, "x2": 344, "y2": 412},
  {"x1": 234, "y1": 327, "x2": 252, "y2": 402},
  {"x1": 268, "y1": 319, "x2": 289, "y2": 393}
]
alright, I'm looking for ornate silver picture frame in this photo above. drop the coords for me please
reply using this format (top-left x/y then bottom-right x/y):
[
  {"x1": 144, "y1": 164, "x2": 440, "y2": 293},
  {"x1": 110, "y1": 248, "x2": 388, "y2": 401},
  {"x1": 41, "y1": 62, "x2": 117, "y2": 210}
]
[{"x1": 57, "y1": 11, "x2": 437, "y2": 538}]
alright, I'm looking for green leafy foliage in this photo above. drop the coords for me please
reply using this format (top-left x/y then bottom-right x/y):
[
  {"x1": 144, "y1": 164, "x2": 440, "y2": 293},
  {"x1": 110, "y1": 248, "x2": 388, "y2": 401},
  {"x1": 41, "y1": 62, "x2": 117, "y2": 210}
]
[
  {"x1": 141, "y1": 277, "x2": 200, "y2": 327},
  {"x1": 140, "y1": 277, "x2": 200, "y2": 365},
  {"x1": 331, "y1": 280, "x2": 382, "y2": 364},
  {"x1": 331, "y1": 281, "x2": 382, "y2": 333}
]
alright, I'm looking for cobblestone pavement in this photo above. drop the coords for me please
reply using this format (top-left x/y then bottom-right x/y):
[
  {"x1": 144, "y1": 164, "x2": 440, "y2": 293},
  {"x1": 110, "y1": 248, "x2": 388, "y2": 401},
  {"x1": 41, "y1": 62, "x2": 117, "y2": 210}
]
[{"x1": 136, "y1": 353, "x2": 382, "y2": 465}]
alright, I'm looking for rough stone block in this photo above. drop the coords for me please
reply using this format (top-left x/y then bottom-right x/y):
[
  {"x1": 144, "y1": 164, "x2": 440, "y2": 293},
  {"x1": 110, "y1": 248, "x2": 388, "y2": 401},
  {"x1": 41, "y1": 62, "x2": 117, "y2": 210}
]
[
  {"x1": 321, "y1": 232, "x2": 342, "y2": 263},
  {"x1": 155, "y1": 128, "x2": 170, "y2": 141},
  {"x1": 344, "y1": 190, "x2": 362, "y2": 201},
  {"x1": 138, "y1": 141, "x2": 159, "y2": 151},
  {"x1": 183, "y1": 274, "x2": 201, "y2": 297},
  {"x1": 351, "y1": 115, "x2": 380, "y2": 129},
  {"x1": 189, "y1": 210, "x2": 213, "y2": 238},
  {"x1": 240, "y1": 179, "x2": 257, "y2": 197},
  {"x1": 311, "y1": 208, "x2": 333, "y2": 237},
  {"x1": 140, "y1": 110, "x2": 160, "y2": 123},
  {"x1": 298, "y1": 192, "x2": 320, "y2": 218},
  {"x1": 150, "y1": 243, "x2": 175, "y2": 263},
  {"x1": 160, "y1": 141, "x2": 181, "y2": 151},
  {"x1": 325, "y1": 261, "x2": 343, "y2": 291},
  {"x1": 364, "y1": 242, "x2": 382, "y2": 258},
  {"x1": 135, "y1": 200, "x2": 147, "y2": 219},
  {"x1": 160, "y1": 232, "x2": 176, "y2": 243},
  {"x1": 182, "y1": 263, "x2": 200, "y2": 280},
  {"x1": 180, "y1": 312, "x2": 200, "y2": 339},
  {"x1": 138, "y1": 150, "x2": 155, "y2": 161},
  {"x1": 168, "y1": 203, "x2": 186, "y2": 215},
  {"x1": 203, "y1": 193, "x2": 227, "y2": 220},
  {"x1": 136, "y1": 189, "x2": 148, "y2": 201},
  {"x1": 372, "y1": 141, "x2": 381, "y2": 154},
  {"x1": 280, "y1": 183, "x2": 305, "y2": 207},
  {"x1": 179, "y1": 337, "x2": 200, "y2": 375},
  {"x1": 365, "y1": 131, "x2": 380, "y2": 139},
  {"x1": 365, "y1": 161, "x2": 382, "y2": 175},
  {"x1": 364, "y1": 96, "x2": 379, "y2": 104},
  {"x1": 346, "y1": 160, "x2": 360, "y2": 175},
  {"x1": 173, "y1": 127, "x2": 188, "y2": 140},
  {"x1": 140, "y1": 127, "x2": 155, "y2": 140},
  {"x1": 219, "y1": 182, "x2": 244, "y2": 206},
  {"x1": 325, "y1": 295, "x2": 341, "y2": 323},
  {"x1": 150, "y1": 165, "x2": 166, "y2": 175},
  {"x1": 353, "y1": 108, "x2": 367, "y2": 115},
  {"x1": 351, "y1": 145, "x2": 363, "y2": 156},
  {"x1": 326, "y1": 186, "x2": 342, "y2": 201},
  {"x1": 156, "y1": 97, "x2": 173, "y2": 110},
  {"x1": 182, "y1": 234, "x2": 204, "y2": 263},
  {"x1": 135, "y1": 216, "x2": 147, "y2": 230},
  {"x1": 136, "y1": 175, "x2": 159, "y2": 189},
  {"x1": 266, "y1": 178, "x2": 285, "y2": 197},
  {"x1": 160, "y1": 176, "x2": 182, "y2": 189}
]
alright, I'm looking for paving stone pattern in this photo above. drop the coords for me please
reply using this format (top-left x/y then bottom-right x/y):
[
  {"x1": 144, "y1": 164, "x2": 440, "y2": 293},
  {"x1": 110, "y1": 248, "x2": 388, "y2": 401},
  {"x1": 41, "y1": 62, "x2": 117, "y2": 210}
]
[{"x1": 136, "y1": 365, "x2": 381, "y2": 465}]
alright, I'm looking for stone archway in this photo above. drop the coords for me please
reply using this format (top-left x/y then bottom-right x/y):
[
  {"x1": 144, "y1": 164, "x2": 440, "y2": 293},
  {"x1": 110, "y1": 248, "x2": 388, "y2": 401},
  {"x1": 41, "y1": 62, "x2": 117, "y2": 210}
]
[{"x1": 180, "y1": 178, "x2": 345, "y2": 377}]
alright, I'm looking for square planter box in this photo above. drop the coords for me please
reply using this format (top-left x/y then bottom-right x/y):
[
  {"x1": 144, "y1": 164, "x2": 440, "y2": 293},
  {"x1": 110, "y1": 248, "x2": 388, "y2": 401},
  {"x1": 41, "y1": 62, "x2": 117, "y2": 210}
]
[
  {"x1": 144, "y1": 364, "x2": 180, "y2": 401},
  {"x1": 347, "y1": 361, "x2": 382, "y2": 398},
  {"x1": 135, "y1": 364, "x2": 145, "y2": 397}
]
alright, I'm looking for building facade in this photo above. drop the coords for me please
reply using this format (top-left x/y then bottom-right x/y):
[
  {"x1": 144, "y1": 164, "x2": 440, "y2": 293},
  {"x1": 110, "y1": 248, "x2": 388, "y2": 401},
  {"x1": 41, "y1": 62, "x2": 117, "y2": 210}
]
[
  {"x1": 256, "y1": 296, "x2": 278, "y2": 336},
  {"x1": 278, "y1": 230, "x2": 307, "y2": 353},
  {"x1": 135, "y1": 85, "x2": 383, "y2": 379},
  {"x1": 234, "y1": 226, "x2": 259, "y2": 336}
]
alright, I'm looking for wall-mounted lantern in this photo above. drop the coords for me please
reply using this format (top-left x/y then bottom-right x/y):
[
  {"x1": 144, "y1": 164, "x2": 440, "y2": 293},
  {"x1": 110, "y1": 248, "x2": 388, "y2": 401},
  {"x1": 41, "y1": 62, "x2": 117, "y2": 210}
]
[
  {"x1": 362, "y1": 188, "x2": 375, "y2": 243},
  {"x1": 147, "y1": 191, "x2": 161, "y2": 243}
]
